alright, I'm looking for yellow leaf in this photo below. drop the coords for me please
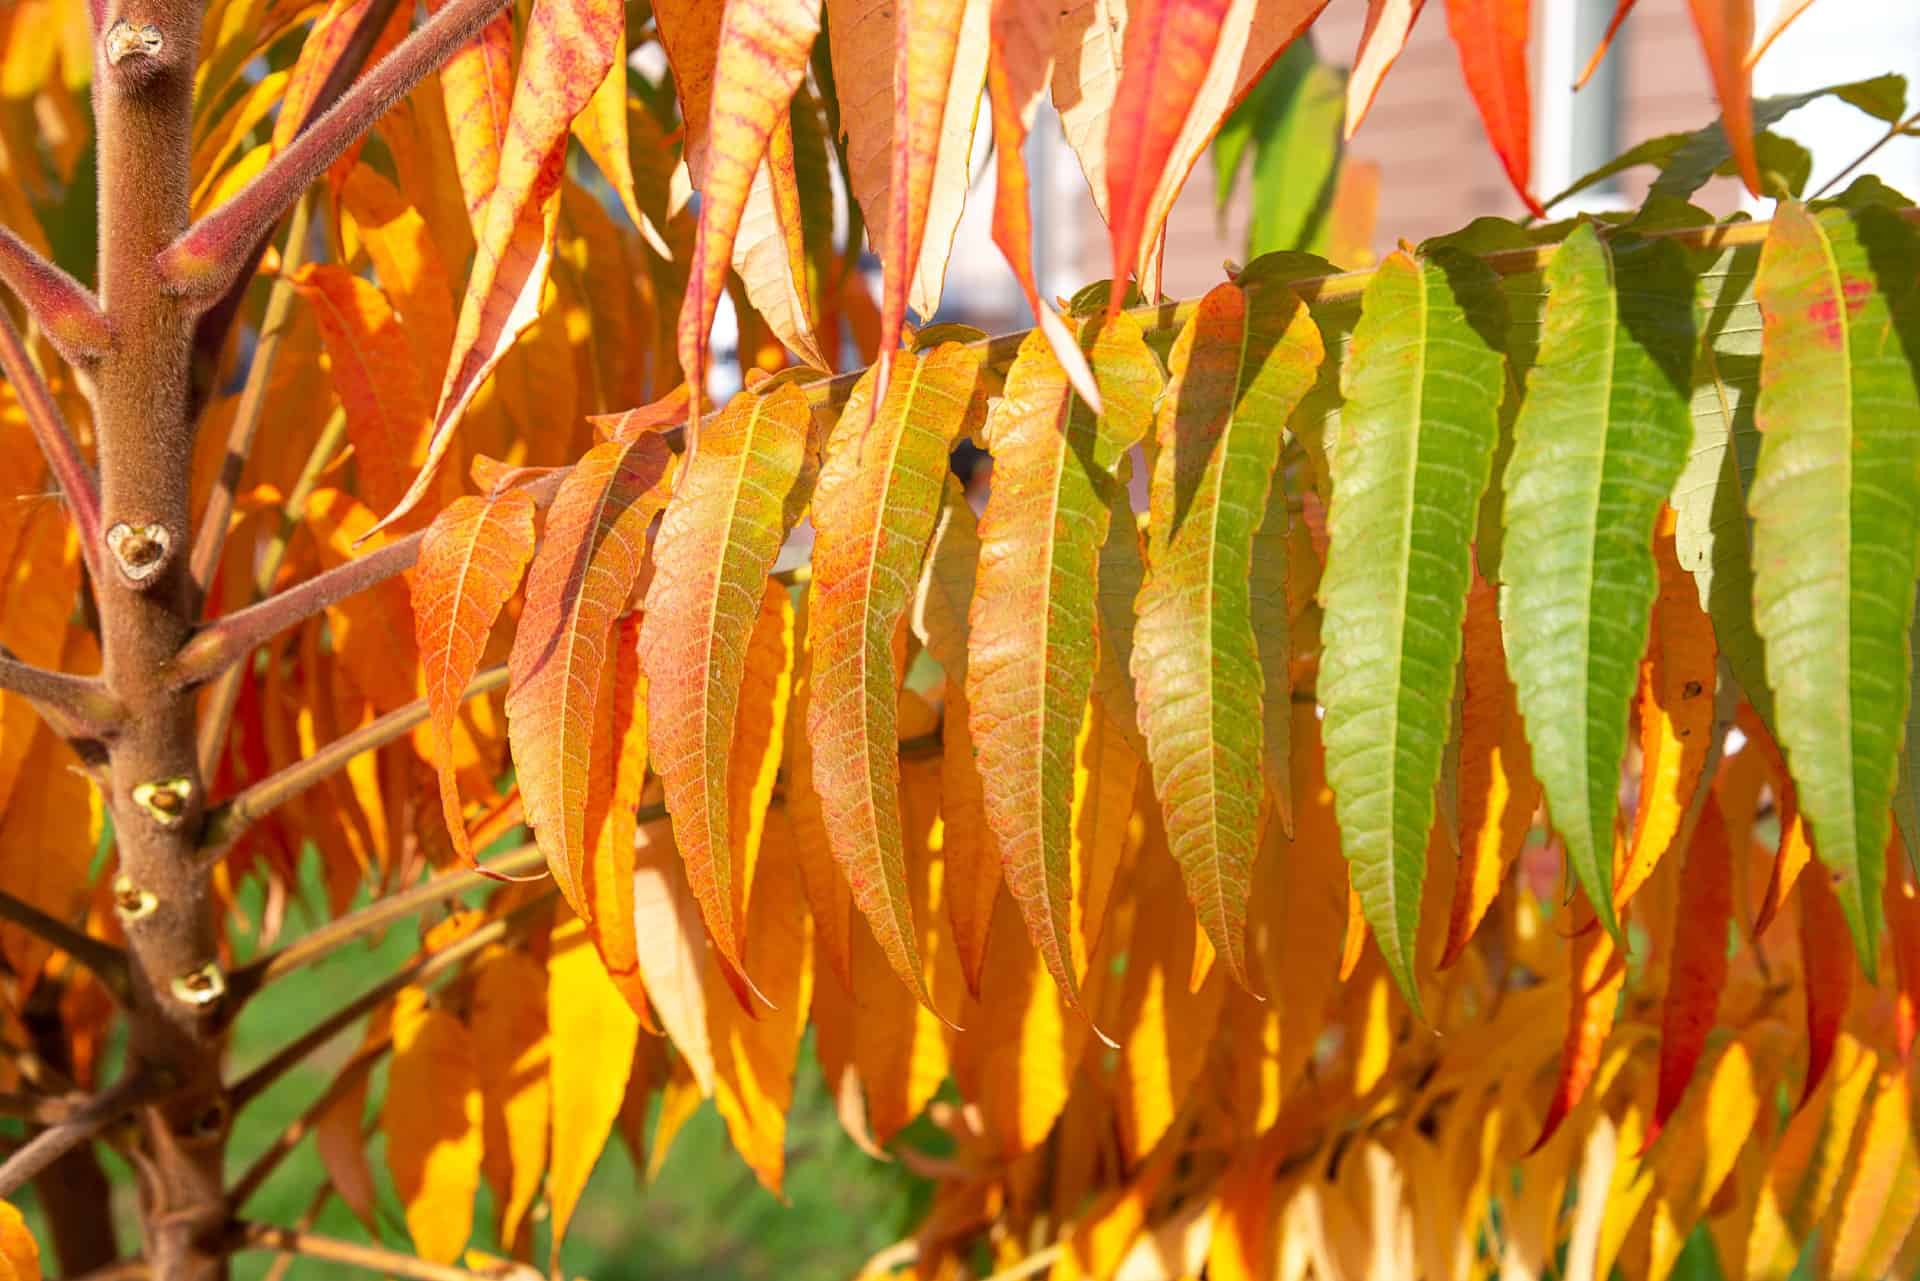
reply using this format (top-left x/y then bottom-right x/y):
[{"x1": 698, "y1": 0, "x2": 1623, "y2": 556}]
[
  {"x1": 547, "y1": 914, "x2": 640, "y2": 1255},
  {"x1": 0, "y1": 1202, "x2": 40, "y2": 1281},
  {"x1": 728, "y1": 581, "x2": 796, "y2": 935},
  {"x1": 470, "y1": 949, "x2": 549, "y2": 1249},
  {"x1": 1070, "y1": 702, "x2": 1142, "y2": 983},
  {"x1": 633, "y1": 820, "x2": 717, "y2": 1094},
  {"x1": 384, "y1": 987, "x2": 483, "y2": 1264}
]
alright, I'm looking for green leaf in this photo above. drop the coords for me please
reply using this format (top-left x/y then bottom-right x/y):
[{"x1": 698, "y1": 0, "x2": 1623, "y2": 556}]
[
  {"x1": 967, "y1": 314, "x2": 1162, "y2": 1013},
  {"x1": 1318, "y1": 249, "x2": 1508, "y2": 1011},
  {"x1": 1501, "y1": 222, "x2": 1698, "y2": 943},
  {"x1": 1133, "y1": 280, "x2": 1324, "y2": 989},
  {"x1": 806, "y1": 343, "x2": 982, "y2": 1014},
  {"x1": 1749, "y1": 200, "x2": 1920, "y2": 974}
]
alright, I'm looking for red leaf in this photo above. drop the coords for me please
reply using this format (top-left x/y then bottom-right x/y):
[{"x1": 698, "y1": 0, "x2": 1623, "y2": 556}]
[
  {"x1": 1441, "y1": 0, "x2": 1544, "y2": 217},
  {"x1": 1686, "y1": 0, "x2": 1760, "y2": 196},
  {"x1": 1103, "y1": 0, "x2": 1232, "y2": 315},
  {"x1": 1798, "y1": 862, "x2": 1854, "y2": 1111},
  {"x1": 412, "y1": 489, "x2": 536, "y2": 864},
  {"x1": 1646, "y1": 794, "x2": 1734, "y2": 1149},
  {"x1": 1531, "y1": 899, "x2": 1626, "y2": 1152},
  {"x1": 1887, "y1": 837, "x2": 1920, "y2": 1061}
]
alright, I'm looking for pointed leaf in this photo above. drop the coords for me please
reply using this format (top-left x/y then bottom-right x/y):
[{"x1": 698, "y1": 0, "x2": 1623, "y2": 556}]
[
  {"x1": 1647, "y1": 794, "x2": 1734, "y2": 1147},
  {"x1": 967, "y1": 315, "x2": 1161, "y2": 1012},
  {"x1": 1501, "y1": 223, "x2": 1697, "y2": 943},
  {"x1": 587, "y1": 614, "x2": 651, "y2": 1005},
  {"x1": 1532, "y1": 905, "x2": 1627, "y2": 1152},
  {"x1": 1318, "y1": 249, "x2": 1506, "y2": 1010},
  {"x1": 1347, "y1": 0, "x2": 1425, "y2": 137},
  {"x1": 633, "y1": 824, "x2": 717, "y2": 1094},
  {"x1": 547, "y1": 915, "x2": 639, "y2": 1254},
  {"x1": 414, "y1": 490, "x2": 536, "y2": 863},
  {"x1": 1134, "y1": 281, "x2": 1322, "y2": 989},
  {"x1": 428, "y1": 0, "x2": 514, "y2": 228},
  {"x1": 506, "y1": 435, "x2": 673, "y2": 915},
  {"x1": 470, "y1": 949, "x2": 549, "y2": 1246},
  {"x1": 1798, "y1": 862, "x2": 1854, "y2": 1109},
  {"x1": 642, "y1": 383, "x2": 815, "y2": 987},
  {"x1": 1750, "y1": 201, "x2": 1920, "y2": 973},
  {"x1": 1686, "y1": 0, "x2": 1760, "y2": 195},
  {"x1": 1441, "y1": 0, "x2": 1542, "y2": 216},
  {"x1": 808, "y1": 345, "x2": 981, "y2": 1009},
  {"x1": 385, "y1": 989, "x2": 483, "y2": 1264}
]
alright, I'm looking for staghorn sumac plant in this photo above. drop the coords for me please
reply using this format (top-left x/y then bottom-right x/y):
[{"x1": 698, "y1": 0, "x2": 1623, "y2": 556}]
[{"x1": 0, "y1": 0, "x2": 1917, "y2": 1278}]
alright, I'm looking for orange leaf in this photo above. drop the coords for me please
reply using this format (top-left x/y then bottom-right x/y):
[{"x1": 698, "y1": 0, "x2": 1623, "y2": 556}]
[
  {"x1": 383, "y1": 0, "x2": 625, "y2": 530},
  {"x1": 1746, "y1": 0, "x2": 1814, "y2": 69},
  {"x1": 293, "y1": 263, "x2": 433, "y2": 517},
  {"x1": 384, "y1": 988, "x2": 483, "y2": 1264},
  {"x1": 1532, "y1": 901, "x2": 1627, "y2": 1152},
  {"x1": 340, "y1": 166, "x2": 458, "y2": 377},
  {"x1": 733, "y1": 110, "x2": 832, "y2": 370},
  {"x1": 429, "y1": 0, "x2": 514, "y2": 229},
  {"x1": 506, "y1": 435, "x2": 673, "y2": 915},
  {"x1": 1798, "y1": 863, "x2": 1854, "y2": 1110},
  {"x1": 1886, "y1": 839, "x2": 1920, "y2": 1061},
  {"x1": 1339, "y1": 877, "x2": 1367, "y2": 983},
  {"x1": 0, "y1": 1202, "x2": 39, "y2": 1281},
  {"x1": 1574, "y1": 0, "x2": 1635, "y2": 90},
  {"x1": 783, "y1": 604, "x2": 856, "y2": 991},
  {"x1": 1102, "y1": 0, "x2": 1231, "y2": 312},
  {"x1": 942, "y1": 685, "x2": 1001, "y2": 996},
  {"x1": 548, "y1": 917, "x2": 639, "y2": 1257},
  {"x1": 652, "y1": 0, "x2": 723, "y2": 182},
  {"x1": 1441, "y1": 0, "x2": 1543, "y2": 217},
  {"x1": 1685, "y1": 0, "x2": 1760, "y2": 196},
  {"x1": 985, "y1": 0, "x2": 1100, "y2": 407},
  {"x1": 1346, "y1": 0, "x2": 1426, "y2": 138},
  {"x1": 413, "y1": 489, "x2": 535, "y2": 864},
  {"x1": 728, "y1": 579, "x2": 796, "y2": 935},
  {"x1": 674, "y1": 0, "x2": 822, "y2": 430},
  {"x1": 1646, "y1": 794, "x2": 1734, "y2": 1149},
  {"x1": 586, "y1": 613, "x2": 651, "y2": 1005},
  {"x1": 469, "y1": 949, "x2": 549, "y2": 1247},
  {"x1": 572, "y1": 12, "x2": 675, "y2": 260},
  {"x1": 1616, "y1": 510, "x2": 1717, "y2": 910},
  {"x1": 706, "y1": 841, "x2": 814, "y2": 1193},
  {"x1": 642, "y1": 383, "x2": 814, "y2": 998},
  {"x1": 633, "y1": 822, "x2": 717, "y2": 1094},
  {"x1": 316, "y1": 1010, "x2": 387, "y2": 1233},
  {"x1": 1442, "y1": 573, "x2": 1539, "y2": 967},
  {"x1": 1752, "y1": 711, "x2": 1815, "y2": 937}
]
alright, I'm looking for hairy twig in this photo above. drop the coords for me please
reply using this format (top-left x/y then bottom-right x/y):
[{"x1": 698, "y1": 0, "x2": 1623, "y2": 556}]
[
  {"x1": 0, "y1": 649, "x2": 122, "y2": 737},
  {"x1": 231, "y1": 1224, "x2": 538, "y2": 1281},
  {"x1": 0, "y1": 892, "x2": 129, "y2": 1001},
  {"x1": 157, "y1": 0, "x2": 514, "y2": 302},
  {"x1": 227, "y1": 842, "x2": 542, "y2": 1002},
  {"x1": 229, "y1": 896, "x2": 547, "y2": 1108},
  {"x1": 0, "y1": 1072, "x2": 156, "y2": 1199},
  {"x1": 198, "y1": 665, "x2": 509, "y2": 859},
  {"x1": 187, "y1": 193, "x2": 317, "y2": 607},
  {"x1": 0, "y1": 226, "x2": 110, "y2": 365},
  {"x1": 0, "y1": 305, "x2": 102, "y2": 580},
  {"x1": 194, "y1": 406, "x2": 348, "y2": 776},
  {"x1": 171, "y1": 532, "x2": 424, "y2": 689}
]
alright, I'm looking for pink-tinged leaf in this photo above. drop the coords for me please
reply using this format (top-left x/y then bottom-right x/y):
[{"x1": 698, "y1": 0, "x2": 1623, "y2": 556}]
[
  {"x1": 986, "y1": 0, "x2": 1100, "y2": 408},
  {"x1": 1686, "y1": 0, "x2": 1760, "y2": 196},
  {"x1": 1798, "y1": 863, "x2": 1853, "y2": 1111},
  {"x1": 652, "y1": 0, "x2": 724, "y2": 183},
  {"x1": 1574, "y1": 0, "x2": 1634, "y2": 90},
  {"x1": 807, "y1": 345, "x2": 982, "y2": 1015},
  {"x1": 1646, "y1": 795, "x2": 1734, "y2": 1149},
  {"x1": 1346, "y1": 0, "x2": 1426, "y2": 138},
  {"x1": 429, "y1": 0, "x2": 515, "y2": 229},
  {"x1": 675, "y1": 0, "x2": 823, "y2": 438},
  {"x1": 506, "y1": 434, "x2": 673, "y2": 916},
  {"x1": 1102, "y1": 0, "x2": 1232, "y2": 313},
  {"x1": 380, "y1": 0, "x2": 625, "y2": 533},
  {"x1": 1746, "y1": 0, "x2": 1814, "y2": 69},
  {"x1": 967, "y1": 315, "x2": 1161, "y2": 1014},
  {"x1": 641, "y1": 383, "x2": 815, "y2": 999},
  {"x1": 412, "y1": 489, "x2": 536, "y2": 864},
  {"x1": 291, "y1": 263, "x2": 432, "y2": 517},
  {"x1": 1441, "y1": 0, "x2": 1544, "y2": 217}
]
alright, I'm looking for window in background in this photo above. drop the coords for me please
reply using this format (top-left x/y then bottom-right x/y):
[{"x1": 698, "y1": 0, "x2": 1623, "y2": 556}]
[{"x1": 1537, "y1": 0, "x2": 1628, "y2": 214}]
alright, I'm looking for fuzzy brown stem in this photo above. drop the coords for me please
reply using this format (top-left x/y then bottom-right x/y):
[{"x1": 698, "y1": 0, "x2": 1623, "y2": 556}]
[
  {"x1": 0, "y1": 225, "x2": 111, "y2": 364},
  {"x1": 0, "y1": 1071, "x2": 155, "y2": 1199},
  {"x1": 0, "y1": 651, "x2": 121, "y2": 734}
]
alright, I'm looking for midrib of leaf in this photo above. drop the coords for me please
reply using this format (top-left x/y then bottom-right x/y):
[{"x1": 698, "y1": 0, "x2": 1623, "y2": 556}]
[{"x1": 1379, "y1": 266, "x2": 1425, "y2": 994}]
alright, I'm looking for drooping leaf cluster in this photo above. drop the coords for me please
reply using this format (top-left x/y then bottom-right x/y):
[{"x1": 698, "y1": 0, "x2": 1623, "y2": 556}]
[{"x1": 0, "y1": 0, "x2": 1916, "y2": 1277}]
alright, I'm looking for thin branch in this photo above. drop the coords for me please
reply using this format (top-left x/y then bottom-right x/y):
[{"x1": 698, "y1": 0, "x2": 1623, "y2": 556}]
[
  {"x1": 229, "y1": 896, "x2": 547, "y2": 1109},
  {"x1": 70, "y1": 1263, "x2": 149, "y2": 1281},
  {"x1": 0, "y1": 226, "x2": 110, "y2": 365},
  {"x1": 227, "y1": 1030, "x2": 391, "y2": 1209},
  {"x1": 1811, "y1": 109, "x2": 1920, "y2": 200},
  {"x1": 195, "y1": 405, "x2": 349, "y2": 776},
  {"x1": 0, "y1": 1073, "x2": 156, "y2": 1200},
  {"x1": 0, "y1": 649, "x2": 122, "y2": 738},
  {"x1": 188, "y1": 192, "x2": 317, "y2": 607},
  {"x1": 0, "y1": 892, "x2": 129, "y2": 1001},
  {"x1": 227, "y1": 842, "x2": 542, "y2": 1002},
  {"x1": 157, "y1": 0, "x2": 514, "y2": 303},
  {"x1": 231, "y1": 1224, "x2": 539, "y2": 1281},
  {"x1": 199, "y1": 665, "x2": 509, "y2": 860},
  {"x1": 171, "y1": 531, "x2": 424, "y2": 689},
  {"x1": 0, "y1": 1091, "x2": 86, "y2": 1126},
  {"x1": 0, "y1": 304, "x2": 101, "y2": 580}
]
